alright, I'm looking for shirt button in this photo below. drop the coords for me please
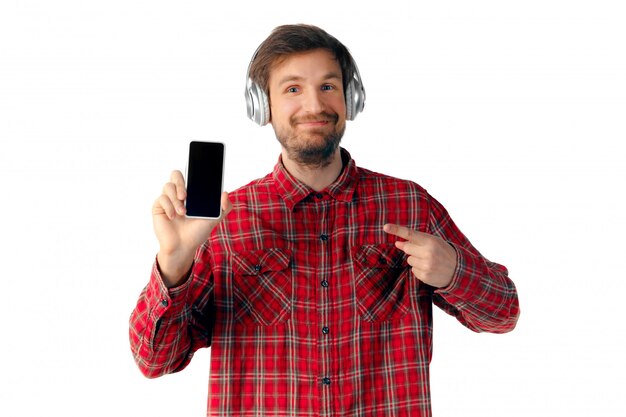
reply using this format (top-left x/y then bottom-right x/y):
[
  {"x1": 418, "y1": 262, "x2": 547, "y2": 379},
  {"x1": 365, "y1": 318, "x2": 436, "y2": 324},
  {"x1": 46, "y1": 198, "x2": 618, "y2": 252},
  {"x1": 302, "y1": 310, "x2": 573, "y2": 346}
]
[
  {"x1": 320, "y1": 233, "x2": 329, "y2": 242},
  {"x1": 254, "y1": 264, "x2": 261, "y2": 273},
  {"x1": 321, "y1": 280, "x2": 329, "y2": 288},
  {"x1": 322, "y1": 377, "x2": 331, "y2": 385},
  {"x1": 160, "y1": 299, "x2": 168, "y2": 307},
  {"x1": 322, "y1": 326, "x2": 329, "y2": 334},
  {"x1": 315, "y1": 193, "x2": 324, "y2": 199}
]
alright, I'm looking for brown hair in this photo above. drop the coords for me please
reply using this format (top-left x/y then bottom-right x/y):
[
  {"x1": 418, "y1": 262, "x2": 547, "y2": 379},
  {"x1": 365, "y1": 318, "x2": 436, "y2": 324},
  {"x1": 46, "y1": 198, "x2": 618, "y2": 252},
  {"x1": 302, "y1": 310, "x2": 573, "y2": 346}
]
[{"x1": 249, "y1": 24, "x2": 357, "y2": 95}]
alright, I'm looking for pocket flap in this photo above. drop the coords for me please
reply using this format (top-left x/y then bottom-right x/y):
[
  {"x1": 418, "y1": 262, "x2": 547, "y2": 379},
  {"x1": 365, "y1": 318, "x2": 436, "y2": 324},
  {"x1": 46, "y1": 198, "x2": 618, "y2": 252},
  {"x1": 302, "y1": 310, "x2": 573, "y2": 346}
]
[
  {"x1": 353, "y1": 244, "x2": 406, "y2": 268},
  {"x1": 233, "y1": 248, "x2": 292, "y2": 275}
]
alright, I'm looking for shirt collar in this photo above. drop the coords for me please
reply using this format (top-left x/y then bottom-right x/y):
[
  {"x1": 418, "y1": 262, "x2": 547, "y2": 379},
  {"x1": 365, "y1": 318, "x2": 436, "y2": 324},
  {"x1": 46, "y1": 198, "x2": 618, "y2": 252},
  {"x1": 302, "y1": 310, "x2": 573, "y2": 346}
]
[{"x1": 272, "y1": 148, "x2": 359, "y2": 210}]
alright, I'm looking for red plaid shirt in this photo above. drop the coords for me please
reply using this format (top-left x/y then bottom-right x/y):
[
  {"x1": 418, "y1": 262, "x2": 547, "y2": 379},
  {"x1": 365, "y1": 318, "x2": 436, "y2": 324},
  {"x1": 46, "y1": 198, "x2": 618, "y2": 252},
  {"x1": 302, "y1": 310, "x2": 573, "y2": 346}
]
[{"x1": 129, "y1": 148, "x2": 519, "y2": 417}]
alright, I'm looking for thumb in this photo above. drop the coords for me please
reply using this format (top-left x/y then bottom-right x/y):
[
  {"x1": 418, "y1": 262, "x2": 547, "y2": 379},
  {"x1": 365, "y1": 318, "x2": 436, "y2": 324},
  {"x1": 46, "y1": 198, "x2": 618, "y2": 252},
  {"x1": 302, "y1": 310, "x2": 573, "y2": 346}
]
[{"x1": 221, "y1": 192, "x2": 233, "y2": 217}]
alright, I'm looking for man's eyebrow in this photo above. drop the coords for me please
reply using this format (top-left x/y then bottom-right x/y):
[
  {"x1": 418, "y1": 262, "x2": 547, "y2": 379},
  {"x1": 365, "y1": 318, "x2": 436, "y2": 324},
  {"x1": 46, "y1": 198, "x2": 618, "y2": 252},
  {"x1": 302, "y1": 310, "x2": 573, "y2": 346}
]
[{"x1": 277, "y1": 72, "x2": 343, "y2": 86}]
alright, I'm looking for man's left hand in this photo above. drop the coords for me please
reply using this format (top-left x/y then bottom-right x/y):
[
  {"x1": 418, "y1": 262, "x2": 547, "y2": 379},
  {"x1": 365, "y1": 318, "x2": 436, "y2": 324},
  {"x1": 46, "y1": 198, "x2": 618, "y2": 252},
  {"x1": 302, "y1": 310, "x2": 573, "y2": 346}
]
[{"x1": 383, "y1": 223, "x2": 457, "y2": 288}]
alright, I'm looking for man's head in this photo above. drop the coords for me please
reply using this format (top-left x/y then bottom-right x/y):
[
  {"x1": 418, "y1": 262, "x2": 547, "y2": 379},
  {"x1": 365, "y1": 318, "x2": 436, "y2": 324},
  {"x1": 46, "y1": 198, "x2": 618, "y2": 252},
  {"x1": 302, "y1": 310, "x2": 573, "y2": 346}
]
[
  {"x1": 248, "y1": 24, "x2": 358, "y2": 101},
  {"x1": 246, "y1": 24, "x2": 364, "y2": 167}
]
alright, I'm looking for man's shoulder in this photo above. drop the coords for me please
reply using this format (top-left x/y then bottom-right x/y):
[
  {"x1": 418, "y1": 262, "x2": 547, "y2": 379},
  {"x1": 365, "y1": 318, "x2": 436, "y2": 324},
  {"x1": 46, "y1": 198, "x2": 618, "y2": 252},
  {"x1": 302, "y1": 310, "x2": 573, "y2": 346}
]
[{"x1": 356, "y1": 165, "x2": 428, "y2": 196}]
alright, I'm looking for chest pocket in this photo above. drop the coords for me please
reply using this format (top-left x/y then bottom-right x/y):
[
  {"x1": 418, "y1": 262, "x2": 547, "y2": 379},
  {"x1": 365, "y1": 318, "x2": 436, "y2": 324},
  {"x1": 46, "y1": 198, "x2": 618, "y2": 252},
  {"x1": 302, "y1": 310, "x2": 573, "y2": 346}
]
[
  {"x1": 232, "y1": 248, "x2": 292, "y2": 326},
  {"x1": 353, "y1": 244, "x2": 412, "y2": 323}
]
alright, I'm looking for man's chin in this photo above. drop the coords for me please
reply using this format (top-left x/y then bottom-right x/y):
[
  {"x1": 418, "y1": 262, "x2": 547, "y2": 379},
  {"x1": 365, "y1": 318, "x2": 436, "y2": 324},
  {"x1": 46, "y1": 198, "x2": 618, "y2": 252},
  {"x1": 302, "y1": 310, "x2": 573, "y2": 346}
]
[
  {"x1": 275, "y1": 124, "x2": 345, "y2": 166},
  {"x1": 286, "y1": 139, "x2": 340, "y2": 167},
  {"x1": 290, "y1": 150, "x2": 336, "y2": 167}
]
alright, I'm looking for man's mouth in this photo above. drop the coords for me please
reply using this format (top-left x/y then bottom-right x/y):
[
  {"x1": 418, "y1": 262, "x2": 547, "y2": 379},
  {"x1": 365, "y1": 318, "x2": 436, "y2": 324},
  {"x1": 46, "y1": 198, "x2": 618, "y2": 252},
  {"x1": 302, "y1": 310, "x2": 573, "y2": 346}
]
[
  {"x1": 292, "y1": 113, "x2": 338, "y2": 128},
  {"x1": 297, "y1": 120, "x2": 330, "y2": 127}
]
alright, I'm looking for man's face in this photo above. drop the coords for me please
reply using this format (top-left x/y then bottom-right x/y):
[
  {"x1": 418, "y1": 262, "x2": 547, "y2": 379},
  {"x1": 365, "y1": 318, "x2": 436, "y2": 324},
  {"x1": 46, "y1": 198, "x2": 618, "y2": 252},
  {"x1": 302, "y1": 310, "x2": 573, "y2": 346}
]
[{"x1": 268, "y1": 49, "x2": 347, "y2": 167}]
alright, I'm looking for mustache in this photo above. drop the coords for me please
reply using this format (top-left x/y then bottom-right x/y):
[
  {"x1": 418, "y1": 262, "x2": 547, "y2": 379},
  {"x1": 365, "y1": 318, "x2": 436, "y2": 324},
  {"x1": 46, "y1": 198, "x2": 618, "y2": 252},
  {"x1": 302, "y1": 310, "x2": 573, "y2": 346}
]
[{"x1": 291, "y1": 112, "x2": 339, "y2": 125}]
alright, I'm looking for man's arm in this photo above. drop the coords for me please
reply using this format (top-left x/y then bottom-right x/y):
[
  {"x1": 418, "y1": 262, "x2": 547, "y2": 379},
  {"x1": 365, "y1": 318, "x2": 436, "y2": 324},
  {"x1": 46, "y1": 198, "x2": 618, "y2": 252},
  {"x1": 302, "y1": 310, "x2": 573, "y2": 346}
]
[
  {"x1": 384, "y1": 194, "x2": 519, "y2": 333},
  {"x1": 129, "y1": 251, "x2": 214, "y2": 378},
  {"x1": 433, "y1": 246, "x2": 519, "y2": 333},
  {"x1": 129, "y1": 170, "x2": 230, "y2": 377}
]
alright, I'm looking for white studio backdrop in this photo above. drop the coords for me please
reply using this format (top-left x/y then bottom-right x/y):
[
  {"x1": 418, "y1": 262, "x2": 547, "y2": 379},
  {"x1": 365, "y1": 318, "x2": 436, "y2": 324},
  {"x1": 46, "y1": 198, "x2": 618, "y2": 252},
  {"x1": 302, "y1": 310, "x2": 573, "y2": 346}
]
[{"x1": 1, "y1": 1, "x2": 624, "y2": 416}]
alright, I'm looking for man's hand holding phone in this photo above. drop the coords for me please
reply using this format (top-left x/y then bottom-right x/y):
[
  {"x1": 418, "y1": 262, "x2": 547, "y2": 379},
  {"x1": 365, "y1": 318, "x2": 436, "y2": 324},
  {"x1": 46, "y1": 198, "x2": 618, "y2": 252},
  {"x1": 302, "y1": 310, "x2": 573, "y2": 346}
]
[{"x1": 152, "y1": 142, "x2": 231, "y2": 288}]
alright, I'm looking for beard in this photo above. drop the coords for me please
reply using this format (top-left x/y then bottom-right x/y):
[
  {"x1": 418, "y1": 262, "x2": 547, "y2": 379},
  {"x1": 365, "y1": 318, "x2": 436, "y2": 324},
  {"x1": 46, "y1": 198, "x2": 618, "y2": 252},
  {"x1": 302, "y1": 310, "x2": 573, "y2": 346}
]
[{"x1": 274, "y1": 111, "x2": 346, "y2": 168}]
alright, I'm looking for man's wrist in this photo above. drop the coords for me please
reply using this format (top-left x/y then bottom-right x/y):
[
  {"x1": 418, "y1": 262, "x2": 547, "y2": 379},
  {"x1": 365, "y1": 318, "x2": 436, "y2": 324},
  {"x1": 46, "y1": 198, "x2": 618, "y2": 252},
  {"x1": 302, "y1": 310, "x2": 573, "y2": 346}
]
[{"x1": 156, "y1": 252, "x2": 194, "y2": 288}]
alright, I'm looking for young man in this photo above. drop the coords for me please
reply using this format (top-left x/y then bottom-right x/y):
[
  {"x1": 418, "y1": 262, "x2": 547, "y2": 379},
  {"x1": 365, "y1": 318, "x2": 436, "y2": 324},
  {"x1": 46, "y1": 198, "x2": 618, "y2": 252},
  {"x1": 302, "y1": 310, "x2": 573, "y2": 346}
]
[{"x1": 129, "y1": 24, "x2": 519, "y2": 417}]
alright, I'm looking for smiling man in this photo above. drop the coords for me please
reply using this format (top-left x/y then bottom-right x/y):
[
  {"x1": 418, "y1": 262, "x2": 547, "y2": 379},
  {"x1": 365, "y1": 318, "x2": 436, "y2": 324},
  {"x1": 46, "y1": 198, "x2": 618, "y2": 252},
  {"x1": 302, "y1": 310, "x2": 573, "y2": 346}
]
[
  {"x1": 269, "y1": 48, "x2": 346, "y2": 167},
  {"x1": 129, "y1": 24, "x2": 520, "y2": 417}
]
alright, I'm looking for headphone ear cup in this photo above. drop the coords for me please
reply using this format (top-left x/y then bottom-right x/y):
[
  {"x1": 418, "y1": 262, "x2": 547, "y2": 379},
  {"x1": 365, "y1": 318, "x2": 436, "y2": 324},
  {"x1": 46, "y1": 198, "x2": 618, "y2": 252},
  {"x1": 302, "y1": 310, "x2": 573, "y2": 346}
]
[
  {"x1": 257, "y1": 85, "x2": 270, "y2": 126},
  {"x1": 246, "y1": 80, "x2": 271, "y2": 126},
  {"x1": 345, "y1": 71, "x2": 365, "y2": 121},
  {"x1": 345, "y1": 81, "x2": 355, "y2": 121}
]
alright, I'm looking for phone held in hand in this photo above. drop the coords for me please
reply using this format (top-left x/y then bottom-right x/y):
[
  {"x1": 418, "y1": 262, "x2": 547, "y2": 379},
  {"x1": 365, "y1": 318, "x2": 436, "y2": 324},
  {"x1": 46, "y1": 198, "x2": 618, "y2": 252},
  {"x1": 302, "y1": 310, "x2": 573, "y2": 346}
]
[{"x1": 185, "y1": 141, "x2": 225, "y2": 219}]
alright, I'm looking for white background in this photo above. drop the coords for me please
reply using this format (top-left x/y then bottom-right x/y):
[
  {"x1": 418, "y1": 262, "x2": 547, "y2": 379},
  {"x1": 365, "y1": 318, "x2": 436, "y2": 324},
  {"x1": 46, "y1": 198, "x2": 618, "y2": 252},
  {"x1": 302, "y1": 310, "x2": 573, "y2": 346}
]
[{"x1": 1, "y1": 1, "x2": 624, "y2": 416}]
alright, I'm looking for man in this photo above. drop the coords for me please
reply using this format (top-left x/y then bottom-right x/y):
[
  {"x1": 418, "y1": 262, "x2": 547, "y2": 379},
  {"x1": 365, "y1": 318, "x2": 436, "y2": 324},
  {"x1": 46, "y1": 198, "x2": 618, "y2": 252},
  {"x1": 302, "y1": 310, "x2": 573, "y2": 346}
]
[{"x1": 129, "y1": 24, "x2": 519, "y2": 416}]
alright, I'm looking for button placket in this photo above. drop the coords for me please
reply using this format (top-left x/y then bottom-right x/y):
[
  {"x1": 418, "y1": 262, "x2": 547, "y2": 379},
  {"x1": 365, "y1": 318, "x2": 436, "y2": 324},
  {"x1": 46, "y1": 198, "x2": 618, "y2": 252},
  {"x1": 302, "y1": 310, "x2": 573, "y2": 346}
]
[{"x1": 316, "y1": 197, "x2": 334, "y2": 406}]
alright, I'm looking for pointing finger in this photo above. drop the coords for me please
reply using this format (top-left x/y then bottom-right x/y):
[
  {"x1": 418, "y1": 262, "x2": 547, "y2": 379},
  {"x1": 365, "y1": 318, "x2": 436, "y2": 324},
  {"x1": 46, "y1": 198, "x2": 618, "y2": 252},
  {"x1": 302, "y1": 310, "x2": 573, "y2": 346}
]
[
  {"x1": 384, "y1": 223, "x2": 430, "y2": 245},
  {"x1": 383, "y1": 223, "x2": 409, "y2": 239},
  {"x1": 383, "y1": 223, "x2": 419, "y2": 241}
]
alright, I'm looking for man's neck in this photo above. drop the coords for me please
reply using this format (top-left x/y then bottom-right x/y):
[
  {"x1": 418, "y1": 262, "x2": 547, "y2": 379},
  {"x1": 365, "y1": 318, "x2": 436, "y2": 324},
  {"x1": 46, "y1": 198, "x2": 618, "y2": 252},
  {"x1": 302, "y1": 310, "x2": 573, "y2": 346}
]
[{"x1": 281, "y1": 149, "x2": 343, "y2": 192}]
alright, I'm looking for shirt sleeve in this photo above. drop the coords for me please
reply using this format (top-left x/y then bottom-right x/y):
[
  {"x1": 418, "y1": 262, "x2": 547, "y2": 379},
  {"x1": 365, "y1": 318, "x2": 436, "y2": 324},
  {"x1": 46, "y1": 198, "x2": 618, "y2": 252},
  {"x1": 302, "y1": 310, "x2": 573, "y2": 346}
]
[
  {"x1": 426, "y1": 193, "x2": 520, "y2": 333},
  {"x1": 128, "y1": 247, "x2": 215, "y2": 378}
]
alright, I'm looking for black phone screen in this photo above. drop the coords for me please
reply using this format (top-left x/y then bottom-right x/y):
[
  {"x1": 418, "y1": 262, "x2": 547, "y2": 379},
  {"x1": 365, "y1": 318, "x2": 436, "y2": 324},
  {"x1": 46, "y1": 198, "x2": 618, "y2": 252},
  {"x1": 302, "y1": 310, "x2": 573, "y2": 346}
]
[{"x1": 185, "y1": 141, "x2": 225, "y2": 218}]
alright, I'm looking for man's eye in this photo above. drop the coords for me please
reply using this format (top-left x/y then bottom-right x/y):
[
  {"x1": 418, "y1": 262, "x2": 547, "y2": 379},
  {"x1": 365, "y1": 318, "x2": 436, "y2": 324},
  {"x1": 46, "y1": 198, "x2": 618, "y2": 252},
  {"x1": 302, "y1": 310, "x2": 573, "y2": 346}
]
[
  {"x1": 321, "y1": 85, "x2": 334, "y2": 91},
  {"x1": 287, "y1": 87, "x2": 299, "y2": 93}
]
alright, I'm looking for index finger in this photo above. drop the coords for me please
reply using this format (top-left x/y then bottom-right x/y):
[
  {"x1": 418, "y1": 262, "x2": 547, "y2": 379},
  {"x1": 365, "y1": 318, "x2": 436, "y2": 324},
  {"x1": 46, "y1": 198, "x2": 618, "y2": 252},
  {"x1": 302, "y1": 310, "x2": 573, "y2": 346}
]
[
  {"x1": 383, "y1": 223, "x2": 427, "y2": 243},
  {"x1": 170, "y1": 170, "x2": 187, "y2": 200}
]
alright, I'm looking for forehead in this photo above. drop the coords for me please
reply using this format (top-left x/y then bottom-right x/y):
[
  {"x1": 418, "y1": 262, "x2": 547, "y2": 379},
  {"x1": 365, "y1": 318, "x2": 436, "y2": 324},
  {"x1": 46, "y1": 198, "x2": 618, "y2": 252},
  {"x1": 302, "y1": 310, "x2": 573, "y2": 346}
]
[{"x1": 268, "y1": 49, "x2": 342, "y2": 85}]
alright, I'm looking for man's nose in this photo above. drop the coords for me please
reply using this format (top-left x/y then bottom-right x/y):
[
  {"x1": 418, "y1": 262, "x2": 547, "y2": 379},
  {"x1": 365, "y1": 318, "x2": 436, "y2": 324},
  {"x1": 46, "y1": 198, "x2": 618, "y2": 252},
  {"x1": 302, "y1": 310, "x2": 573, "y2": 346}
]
[{"x1": 302, "y1": 89, "x2": 325, "y2": 113}]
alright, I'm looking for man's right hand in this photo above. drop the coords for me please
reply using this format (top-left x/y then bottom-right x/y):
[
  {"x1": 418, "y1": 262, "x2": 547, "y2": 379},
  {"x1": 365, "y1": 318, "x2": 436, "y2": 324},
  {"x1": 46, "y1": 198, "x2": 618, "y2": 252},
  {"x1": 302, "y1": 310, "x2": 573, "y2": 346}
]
[{"x1": 152, "y1": 170, "x2": 232, "y2": 287}]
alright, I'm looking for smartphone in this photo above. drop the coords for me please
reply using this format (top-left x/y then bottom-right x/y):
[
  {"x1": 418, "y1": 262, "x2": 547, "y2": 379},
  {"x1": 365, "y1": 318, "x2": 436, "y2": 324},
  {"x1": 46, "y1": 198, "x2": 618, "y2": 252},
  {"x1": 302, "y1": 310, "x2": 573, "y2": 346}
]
[{"x1": 185, "y1": 141, "x2": 225, "y2": 219}]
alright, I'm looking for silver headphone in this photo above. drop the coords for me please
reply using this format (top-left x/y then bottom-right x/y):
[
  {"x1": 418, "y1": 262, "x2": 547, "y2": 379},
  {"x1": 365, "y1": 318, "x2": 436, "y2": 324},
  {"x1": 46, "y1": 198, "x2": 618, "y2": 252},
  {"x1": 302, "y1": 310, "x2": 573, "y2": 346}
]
[{"x1": 245, "y1": 49, "x2": 366, "y2": 126}]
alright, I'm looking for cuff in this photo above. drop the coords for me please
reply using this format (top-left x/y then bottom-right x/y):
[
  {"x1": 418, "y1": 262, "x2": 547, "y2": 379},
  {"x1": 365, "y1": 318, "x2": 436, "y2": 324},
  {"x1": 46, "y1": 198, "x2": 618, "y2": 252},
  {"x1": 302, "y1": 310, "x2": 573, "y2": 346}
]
[
  {"x1": 148, "y1": 258, "x2": 192, "y2": 320},
  {"x1": 434, "y1": 243, "x2": 483, "y2": 309}
]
